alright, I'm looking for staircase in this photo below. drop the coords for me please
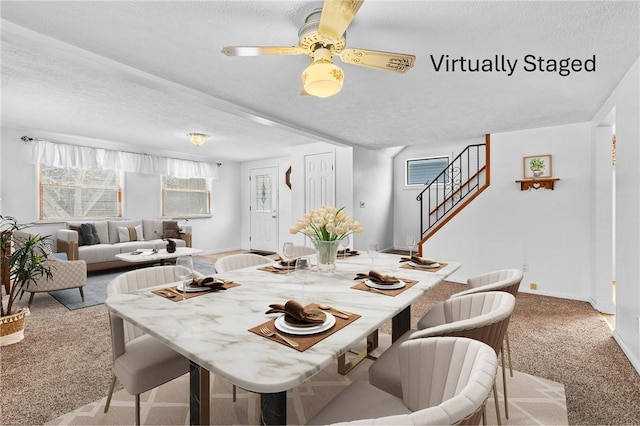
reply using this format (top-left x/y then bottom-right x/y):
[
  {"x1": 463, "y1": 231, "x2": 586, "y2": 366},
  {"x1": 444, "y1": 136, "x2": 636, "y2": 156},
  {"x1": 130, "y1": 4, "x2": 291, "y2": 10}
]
[{"x1": 417, "y1": 134, "x2": 490, "y2": 255}]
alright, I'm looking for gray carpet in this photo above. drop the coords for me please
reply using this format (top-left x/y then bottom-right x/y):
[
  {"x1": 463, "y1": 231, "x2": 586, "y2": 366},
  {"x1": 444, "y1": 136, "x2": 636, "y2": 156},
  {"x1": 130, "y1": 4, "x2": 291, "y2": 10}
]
[{"x1": 48, "y1": 259, "x2": 217, "y2": 310}]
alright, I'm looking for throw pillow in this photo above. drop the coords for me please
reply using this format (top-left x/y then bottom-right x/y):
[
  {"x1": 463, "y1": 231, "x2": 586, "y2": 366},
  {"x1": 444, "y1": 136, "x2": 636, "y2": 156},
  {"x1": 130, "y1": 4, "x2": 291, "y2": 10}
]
[
  {"x1": 117, "y1": 225, "x2": 144, "y2": 242},
  {"x1": 162, "y1": 220, "x2": 180, "y2": 239},
  {"x1": 80, "y1": 223, "x2": 101, "y2": 246},
  {"x1": 69, "y1": 224, "x2": 85, "y2": 246}
]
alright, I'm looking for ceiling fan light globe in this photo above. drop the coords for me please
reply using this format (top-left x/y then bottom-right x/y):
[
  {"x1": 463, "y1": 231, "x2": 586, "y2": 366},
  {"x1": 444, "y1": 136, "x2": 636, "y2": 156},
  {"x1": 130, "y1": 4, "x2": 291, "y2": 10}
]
[{"x1": 302, "y1": 61, "x2": 344, "y2": 98}]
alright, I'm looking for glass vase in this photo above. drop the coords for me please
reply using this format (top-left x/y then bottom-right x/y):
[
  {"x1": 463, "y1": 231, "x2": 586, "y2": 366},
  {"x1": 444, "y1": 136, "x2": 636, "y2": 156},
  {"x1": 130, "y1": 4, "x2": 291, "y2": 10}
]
[{"x1": 312, "y1": 239, "x2": 341, "y2": 273}]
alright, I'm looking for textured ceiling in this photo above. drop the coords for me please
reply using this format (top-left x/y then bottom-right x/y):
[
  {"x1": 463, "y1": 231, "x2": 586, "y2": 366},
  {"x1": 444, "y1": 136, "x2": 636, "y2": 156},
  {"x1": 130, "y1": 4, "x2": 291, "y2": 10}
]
[{"x1": 1, "y1": 1, "x2": 638, "y2": 163}]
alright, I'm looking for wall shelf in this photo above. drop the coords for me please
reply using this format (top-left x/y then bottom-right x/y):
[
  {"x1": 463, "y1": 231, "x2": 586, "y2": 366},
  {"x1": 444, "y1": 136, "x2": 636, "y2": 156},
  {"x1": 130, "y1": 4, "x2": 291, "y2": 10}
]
[{"x1": 515, "y1": 177, "x2": 560, "y2": 191}]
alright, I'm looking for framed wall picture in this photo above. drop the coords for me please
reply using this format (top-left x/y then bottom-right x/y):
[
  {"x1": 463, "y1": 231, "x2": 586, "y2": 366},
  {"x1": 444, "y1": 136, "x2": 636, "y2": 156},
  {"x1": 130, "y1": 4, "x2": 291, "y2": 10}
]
[{"x1": 523, "y1": 154, "x2": 552, "y2": 179}]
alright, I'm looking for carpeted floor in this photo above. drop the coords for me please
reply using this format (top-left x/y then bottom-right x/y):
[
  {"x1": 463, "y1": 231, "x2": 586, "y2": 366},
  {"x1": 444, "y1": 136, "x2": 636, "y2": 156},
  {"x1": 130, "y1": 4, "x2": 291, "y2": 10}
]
[{"x1": 2, "y1": 255, "x2": 639, "y2": 425}]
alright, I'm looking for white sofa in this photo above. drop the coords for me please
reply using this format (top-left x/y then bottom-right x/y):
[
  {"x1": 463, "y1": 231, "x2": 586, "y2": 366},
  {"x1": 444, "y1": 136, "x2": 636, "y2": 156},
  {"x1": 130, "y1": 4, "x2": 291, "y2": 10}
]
[{"x1": 56, "y1": 219, "x2": 192, "y2": 272}]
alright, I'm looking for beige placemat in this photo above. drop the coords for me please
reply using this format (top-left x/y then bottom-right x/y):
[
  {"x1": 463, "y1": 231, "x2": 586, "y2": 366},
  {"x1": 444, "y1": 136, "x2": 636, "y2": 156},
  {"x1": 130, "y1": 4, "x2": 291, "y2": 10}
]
[
  {"x1": 249, "y1": 303, "x2": 360, "y2": 352},
  {"x1": 152, "y1": 282, "x2": 240, "y2": 302},
  {"x1": 351, "y1": 278, "x2": 419, "y2": 296},
  {"x1": 400, "y1": 261, "x2": 448, "y2": 273},
  {"x1": 258, "y1": 266, "x2": 296, "y2": 275}
]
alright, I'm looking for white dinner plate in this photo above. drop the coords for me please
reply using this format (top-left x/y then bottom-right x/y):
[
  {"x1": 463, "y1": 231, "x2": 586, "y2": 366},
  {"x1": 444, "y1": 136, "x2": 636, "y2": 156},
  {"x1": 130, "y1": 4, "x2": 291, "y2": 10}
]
[
  {"x1": 365, "y1": 279, "x2": 406, "y2": 290},
  {"x1": 409, "y1": 261, "x2": 440, "y2": 269},
  {"x1": 273, "y1": 263, "x2": 296, "y2": 270},
  {"x1": 177, "y1": 283, "x2": 213, "y2": 293},
  {"x1": 274, "y1": 312, "x2": 336, "y2": 335}
]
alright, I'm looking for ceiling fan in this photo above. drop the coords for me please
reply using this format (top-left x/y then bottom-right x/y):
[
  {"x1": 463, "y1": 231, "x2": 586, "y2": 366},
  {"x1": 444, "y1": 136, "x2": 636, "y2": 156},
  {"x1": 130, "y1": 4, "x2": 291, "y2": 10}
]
[{"x1": 221, "y1": 0, "x2": 415, "y2": 98}]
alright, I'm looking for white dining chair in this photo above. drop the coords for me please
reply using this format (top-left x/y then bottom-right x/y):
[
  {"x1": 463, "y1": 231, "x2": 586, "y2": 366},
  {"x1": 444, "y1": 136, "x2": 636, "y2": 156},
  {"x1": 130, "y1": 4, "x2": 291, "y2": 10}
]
[
  {"x1": 308, "y1": 337, "x2": 498, "y2": 425},
  {"x1": 212, "y1": 252, "x2": 272, "y2": 401},
  {"x1": 368, "y1": 291, "x2": 516, "y2": 426},
  {"x1": 105, "y1": 266, "x2": 193, "y2": 425},
  {"x1": 213, "y1": 253, "x2": 272, "y2": 273},
  {"x1": 419, "y1": 268, "x2": 523, "y2": 419},
  {"x1": 279, "y1": 243, "x2": 315, "y2": 260}
]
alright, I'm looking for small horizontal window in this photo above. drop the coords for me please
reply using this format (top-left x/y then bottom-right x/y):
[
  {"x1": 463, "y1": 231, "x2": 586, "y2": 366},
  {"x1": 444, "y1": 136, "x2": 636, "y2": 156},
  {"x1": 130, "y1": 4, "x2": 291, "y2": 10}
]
[
  {"x1": 162, "y1": 176, "x2": 211, "y2": 217},
  {"x1": 406, "y1": 156, "x2": 449, "y2": 186}
]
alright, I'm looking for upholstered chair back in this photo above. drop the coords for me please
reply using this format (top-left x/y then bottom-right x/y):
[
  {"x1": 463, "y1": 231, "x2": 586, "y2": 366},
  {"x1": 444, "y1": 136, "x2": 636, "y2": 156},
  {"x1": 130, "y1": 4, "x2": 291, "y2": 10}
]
[
  {"x1": 107, "y1": 266, "x2": 184, "y2": 345},
  {"x1": 311, "y1": 337, "x2": 498, "y2": 426},
  {"x1": 410, "y1": 292, "x2": 516, "y2": 355},
  {"x1": 280, "y1": 245, "x2": 315, "y2": 259},
  {"x1": 451, "y1": 268, "x2": 523, "y2": 299},
  {"x1": 400, "y1": 337, "x2": 498, "y2": 425},
  {"x1": 214, "y1": 253, "x2": 272, "y2": 273}
]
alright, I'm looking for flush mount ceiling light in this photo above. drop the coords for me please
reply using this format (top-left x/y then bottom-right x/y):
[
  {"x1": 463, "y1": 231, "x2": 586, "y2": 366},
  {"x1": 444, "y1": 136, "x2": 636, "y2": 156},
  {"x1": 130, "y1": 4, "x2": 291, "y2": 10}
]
[
  {"x1": 187, "y1": 133, "x2": 208, "y2": 147},
  {"x1": 302, "y1": 47, "x2": 344, "y2": 98}
]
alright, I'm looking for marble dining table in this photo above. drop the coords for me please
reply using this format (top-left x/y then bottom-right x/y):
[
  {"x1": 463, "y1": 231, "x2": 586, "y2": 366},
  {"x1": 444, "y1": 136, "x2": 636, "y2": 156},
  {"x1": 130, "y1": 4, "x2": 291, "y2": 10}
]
[{"x1": 105, "y1": 252, "x2": 460, "y2": 425}]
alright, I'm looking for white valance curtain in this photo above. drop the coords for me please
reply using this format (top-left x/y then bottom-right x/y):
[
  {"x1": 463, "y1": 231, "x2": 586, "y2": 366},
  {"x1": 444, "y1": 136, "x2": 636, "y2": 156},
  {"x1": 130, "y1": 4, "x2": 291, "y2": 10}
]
[{"x1": 32, "y1": 140, "x2": 220, "y2": 179}]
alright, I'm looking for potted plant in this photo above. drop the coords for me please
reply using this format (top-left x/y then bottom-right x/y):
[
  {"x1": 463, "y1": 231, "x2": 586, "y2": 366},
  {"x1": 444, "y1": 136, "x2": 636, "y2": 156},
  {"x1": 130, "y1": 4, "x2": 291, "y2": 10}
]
[
  {"x1": 1, "y1": 215, "x2": 52, "y2": 346},
  {"x1": 529, "y1": 158, "x2": 545, "y2": 177}
]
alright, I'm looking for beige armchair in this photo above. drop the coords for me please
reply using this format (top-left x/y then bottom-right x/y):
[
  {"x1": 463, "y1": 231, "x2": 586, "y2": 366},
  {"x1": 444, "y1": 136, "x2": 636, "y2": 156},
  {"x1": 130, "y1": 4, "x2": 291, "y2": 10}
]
[
  {"x1": 368, "y1": 291, "x2": 516, "y2": 425},
  {"x1": 23, "y1": 256, "x2": 87, "y2": 307},
  {"x1": 419, "y1": 268, "x2": 522, "y2": 419},
  {"x1": 308, "y1": 337, "x2": 498, "y2": 425},
  {"x1": 214, "y1": 253, "x2": 272, "y2": 273},
  {"x1": 105, "y1": 265, "x2": 191, "y2": 425}
]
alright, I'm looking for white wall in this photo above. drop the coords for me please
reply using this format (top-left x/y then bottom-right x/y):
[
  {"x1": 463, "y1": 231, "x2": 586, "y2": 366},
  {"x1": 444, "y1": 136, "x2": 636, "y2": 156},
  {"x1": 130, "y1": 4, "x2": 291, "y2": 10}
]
[
  {"x1": 593, "y1": 57, "x2": 640, "y2": 373},
  {"x1": 352, "y1": 146, "x2": 394, "y2": 252},
  {"x1": 239, "y1": 143, "x2": 356, "y2": 252},
  {"x1": 394, "y1": 123, "x2": 593, "y2": 303},
  {"x1": 0, "y1": 126, "x2": 242, "y2": 253}
]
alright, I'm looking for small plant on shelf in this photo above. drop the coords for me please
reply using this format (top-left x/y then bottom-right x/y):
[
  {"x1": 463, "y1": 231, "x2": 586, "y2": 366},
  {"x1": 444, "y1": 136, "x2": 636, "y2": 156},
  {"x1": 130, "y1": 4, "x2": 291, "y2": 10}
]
[{"x1": 529, "y1": 158, "x2": 545, "y2": 177}]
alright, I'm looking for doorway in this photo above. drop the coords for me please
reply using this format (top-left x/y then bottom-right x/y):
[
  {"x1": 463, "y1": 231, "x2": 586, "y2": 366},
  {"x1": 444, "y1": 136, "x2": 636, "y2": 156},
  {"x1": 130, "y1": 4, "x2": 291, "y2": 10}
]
[{"x1": 249, "y1": 166, "x2": 278, "y2": 253}]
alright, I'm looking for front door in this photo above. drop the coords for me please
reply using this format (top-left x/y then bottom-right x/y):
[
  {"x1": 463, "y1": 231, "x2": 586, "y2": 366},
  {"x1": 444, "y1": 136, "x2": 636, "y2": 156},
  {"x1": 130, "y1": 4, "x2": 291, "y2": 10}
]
[{"x1": 249, "y1": 166, "x2": 278, "y2": 253}]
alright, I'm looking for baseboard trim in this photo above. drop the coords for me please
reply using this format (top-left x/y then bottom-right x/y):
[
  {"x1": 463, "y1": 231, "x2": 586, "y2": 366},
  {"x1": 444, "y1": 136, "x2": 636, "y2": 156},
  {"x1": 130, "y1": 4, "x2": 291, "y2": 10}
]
[
  {"x1": 588, "y1": 297, "x2": 616, "y2": 314},
  {"x1": 613, "y1": 330, "x2": 640, "y2": 375},
  {"x1": 518, "y1": 288, "x2": 589, "y2": 302}
]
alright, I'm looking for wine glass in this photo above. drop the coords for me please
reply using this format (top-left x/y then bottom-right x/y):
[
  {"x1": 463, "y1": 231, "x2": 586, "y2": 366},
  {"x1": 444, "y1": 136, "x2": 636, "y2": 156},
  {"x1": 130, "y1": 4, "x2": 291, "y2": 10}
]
[
  {"x1": 175, "y1": 256, "x2": 194, "y2": 302},
  {"x1": 339, "y1": 235, "x2": 350, "y2": 260},
  {"x1": 406, "y1": 235, "x2": 417, "y2": 258},
  {"x1": 282, "y1": 242, "x2": 295, "y2": 262},
  {"x1": 295, "y1": 256, "x2": 311, "y2": 305},
  {"x1": 367, "y1": 242, "x2": 379, "y2": 268}
]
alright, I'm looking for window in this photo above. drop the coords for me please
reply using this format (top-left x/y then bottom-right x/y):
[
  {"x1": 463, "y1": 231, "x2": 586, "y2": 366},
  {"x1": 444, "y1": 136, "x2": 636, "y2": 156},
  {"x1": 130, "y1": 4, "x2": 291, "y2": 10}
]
[
  {"x1": 254, "y1": 174, "x2": 272, "y2": 212},
  {"x1": 39, "y1": 165, "x2": 122, "y2": 220},
  {"x1": 162, "y1": 176, "x2": 211, "y2": 217},
  {"x1": 405, "y1": 156, "x2": 450, "y2": 186}
]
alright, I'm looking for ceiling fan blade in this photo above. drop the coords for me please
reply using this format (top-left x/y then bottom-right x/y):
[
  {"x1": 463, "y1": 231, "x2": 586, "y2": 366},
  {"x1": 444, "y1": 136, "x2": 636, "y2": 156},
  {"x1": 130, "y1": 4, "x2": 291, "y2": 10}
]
[
  {"x1": 221, "y1": 46, "x2": 306, "y2": 56},
  {"x1": 339, "y1": 48, "x2": 415, "y2": 74},
  {"x1": 318, "y1": 0, "x2": 365, "y2": 42}
]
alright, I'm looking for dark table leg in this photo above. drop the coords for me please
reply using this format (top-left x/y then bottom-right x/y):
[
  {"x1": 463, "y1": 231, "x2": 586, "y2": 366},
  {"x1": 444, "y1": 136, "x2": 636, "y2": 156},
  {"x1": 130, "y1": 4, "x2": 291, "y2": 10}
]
[
  {"x1": 189, "y1": 361, "x2": 210, "y2": 425},
  {"x1": 391, "y1": 306, "x2": 411, "y2": 342},
  {"x1": 261, "y1": 392, "x2": 287, "y2": 425}
]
